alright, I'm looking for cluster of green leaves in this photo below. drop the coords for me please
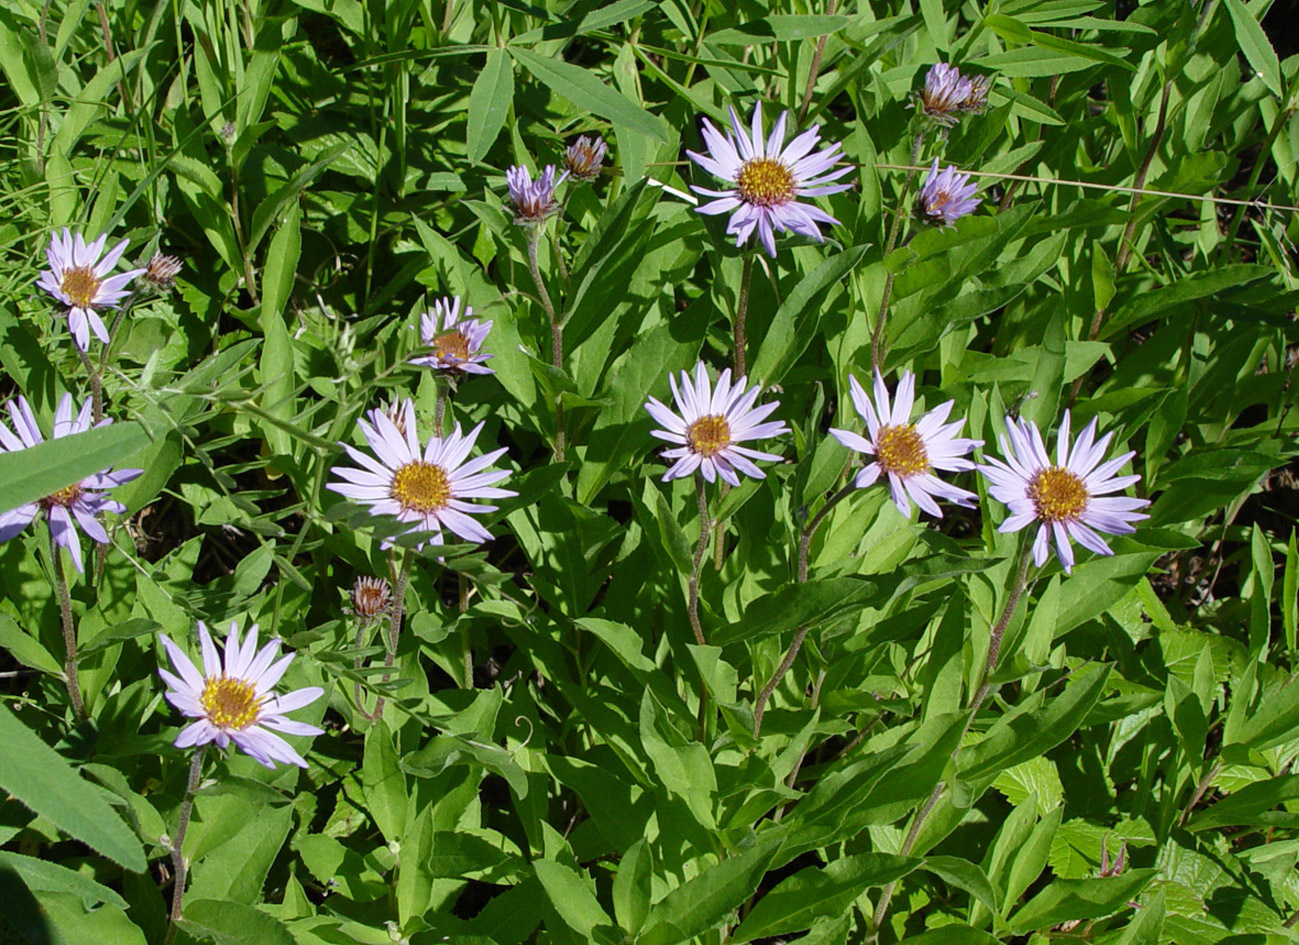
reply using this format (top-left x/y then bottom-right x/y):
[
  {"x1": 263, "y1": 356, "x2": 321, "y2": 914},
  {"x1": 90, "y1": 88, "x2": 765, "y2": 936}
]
[{"x1": 1, "y1": 0, "x2": 1298, "y2": 943}]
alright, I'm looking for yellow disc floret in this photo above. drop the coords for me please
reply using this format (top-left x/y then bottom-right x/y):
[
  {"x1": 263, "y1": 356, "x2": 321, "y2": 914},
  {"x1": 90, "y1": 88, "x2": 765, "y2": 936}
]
[
  {"x1": 1029, "y1": 466, "x2": 1090, "y2": 522},
  {"x1": 41, "y1": 483, "x2": 83, "y2": 509},
  {"x1": 200, "y1": 676, "x2": 261, "y2": 730},
  {"x1": 875, "y1": 424, "x2": 929, "y2": 478},
  {"x1": 687, "y1": 415, "x2": 732, "y2": 458},
  {"x1": 434, "y1": 330, "x2": 471, "y2": 362},
  {"x1": 60, "y1": 267, "x2": 102, "y2": 308},
  {"x1": 736, "y1": 158, "x2": 795, "y2": 208},
  {"x1": 391, "y1": 460, "x2": 452, "y2": 514}
]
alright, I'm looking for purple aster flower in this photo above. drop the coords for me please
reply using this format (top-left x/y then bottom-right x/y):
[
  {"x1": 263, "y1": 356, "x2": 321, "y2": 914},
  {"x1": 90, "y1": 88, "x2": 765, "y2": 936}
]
[
  {"x1": 917, "y1": 158, "x2": 981, "y2": 227},
  {"x1": 829, "y1": 371, "x2": 982, "y2": 519},
  {"x1": 917, "y1": 62, "x2": 974, "y2": 126},
  {"x1": 978, "y1": 411, "x2": 1150, "y2": 573},
  {"x1": 0, "y1": 394, "x2": 142, "y2": 572},
  {"x1": 158, "y1": 621, "x2": 324, "y2": 769},
  {"x1": 408, "y1": 296, "x2": 494, "y2": 375},
  {"x1": 35, "y1": 228, "x2": 146, "y2": 350},
  {"x1": 506, "y1": 165, "x2": 566, "y2": 225},
  {"x1": 327, "y1": 398, "x2": 515, "y2": 550},
  {"x1": 563, "y1": 135, "x2": 608, "y2": 182},
  {"x1": 686, "y1": 102, "x2": 854, "y2": 258},
  {"x1": 645, "y1": 361, "x2": 790, "y2": 486}
]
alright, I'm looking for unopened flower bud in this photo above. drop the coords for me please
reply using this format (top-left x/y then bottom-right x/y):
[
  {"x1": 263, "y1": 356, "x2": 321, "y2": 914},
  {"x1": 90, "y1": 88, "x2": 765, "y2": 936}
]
[
  {"x1": 351, "y1": 576, "x2": 392, "y2": 622},
  {"x1": 563, "y1": 135, "x2": 608, "y2": 183},
  {"x1": 143, "y1": 252, "x2": 183, "y2": 291}
]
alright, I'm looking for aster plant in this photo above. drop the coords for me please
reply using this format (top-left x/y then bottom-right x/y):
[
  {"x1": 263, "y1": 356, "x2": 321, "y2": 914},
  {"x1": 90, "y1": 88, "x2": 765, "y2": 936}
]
[
  {"x1": 328, "y1": 399, "x2": 515, "y2": 550},
  {"x1": 979, "y1": 411, "x2": 1150, "y2": 573},
  {"x1": 564, "y1": 134, "x2": 608, "y2": 183},
  {"x1": 645, "y1": 361, "x2": 789, "y2": 487},
  {"x1": 36, "y1": 228, "x2": 146, "y2": 350},
  {"x1": 686, "y1": 102, "x2": 854, "y2": 259},
  {"x1": 917, "y1": 158, "x2": 982, "y2": 227},
  {"x1": 409, "y1": 296, "x2": 494, "y2": 376},
  {"x1": 916, "y1": 62, "x2": 974, "y2": 126},
  {"x1": 829, "y1": 371, "x2": 982, "y2": 519}
]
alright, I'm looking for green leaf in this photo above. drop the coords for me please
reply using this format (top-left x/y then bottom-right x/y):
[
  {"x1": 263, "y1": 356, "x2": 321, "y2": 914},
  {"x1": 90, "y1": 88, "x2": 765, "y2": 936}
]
[
  {"x1": 467, "y1": 49, "x2": 514, "y2": 164},
  {"x1": 897, "y1": 927, "x2": 1002, "y2": 945},
  {"x1": 733, "y1": 853, "x2": 915, "y2": 942},
  {"x1": 639, "y1": 832, "x2": 785, "y2": 945},
  {"x1": 0, "y1": 420, "x2": 149, "y2": 516},
  {"x1": 0, "y1": 850, "x2": 128, "y2": 910},
  {"x1": 1009, "y1": 870, "x2": 1157, "y2": 933},
  {"x1": 0, "y1": 703, "x2": 146, "y2": 871},
  {"x1": 613, "y1": 839, "x2": 652, "y2": 937},
  {"x1": 750, "y1": 244, "x2": 869, "y2": 385},
  {"x1": 179, "y1": 899, "x2": 296, "y2": 945},
  {"x1": 362, "y1": 720, "x2": 407, "y2": 844},
  {"x1": 958, "y1": 664, "x2": 1111, "y2": 782},
  {"x1": 247, "y1": 141, "x2": 350, "y2": 255},
  {"x1": 983, "y1": 13, "x2": 1136, "y2": 71},
  {"x1": 1223, "y1": 0, "x2": 1283, "y2": 97},
  {"x1": 534, "y1": 858, "x2": 615, "y2": 939},
  {"x1": 508, "y1": 47, "x2": 671, "y2": 143},
  {"x1": 1189, "y1": 773, "x2": 1299, "y2": 831},
  {"x1": 1101, "y1": 264, "x2": 1273, "y2": 338},
  {"x1": 705, "y1": 14, "x2": 852, "y2": 44}
]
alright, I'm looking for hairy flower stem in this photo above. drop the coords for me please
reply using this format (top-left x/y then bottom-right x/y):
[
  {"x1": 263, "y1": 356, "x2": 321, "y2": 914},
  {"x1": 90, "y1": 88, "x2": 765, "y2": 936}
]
[
  {"x1": 435, "y1": 385, "x2": 448, "y2": 438},
  {"x1": 870, "y1": 546, "x2": 1035, "y2": 940},
  {"x1": 370, "y1": 551, "x2": 412, "y2": 720},
  {"x1": 76, "y1": 347, "x2": 102, "y2": 424},
  {"x1": 870, "y1": 782, "x2": 943, "y2": 940},
  {"x1": 734, "y1": 254, "x2": 755, "y2": 377},
  {"x1": 1069, "y1": 79, "x2": 1171, "y2": 404},
  {"x1": 164, "y1": 745, "x2": 206, "y2": 945},
  {"x1": 797, "y1": 0, "x2": 838, "y2": 121},
  {"x1": 458, "y1": 571, "x2": 473, "y2": 689},
  {"x1": 527, "y1": 234, "x2": 565, "y2": 461},
  {"x1": 870, "y1": 133, "x2": 924, "y2": 372},
  {"x1": 49, "y1": 535, "x2": 85, "y2": 720},
  {"x1": 754, "y1": 482, "x2": 857, "y2": 736},
  {"x1": 688, "y1": 478, "x2": 712, "y2": 648},
  {"x1": 969, "y1": 545, "x2": 1035, "y2": 717},
  {"x1": 689, "y1": 477, "x2": 713, "y2": 736}
]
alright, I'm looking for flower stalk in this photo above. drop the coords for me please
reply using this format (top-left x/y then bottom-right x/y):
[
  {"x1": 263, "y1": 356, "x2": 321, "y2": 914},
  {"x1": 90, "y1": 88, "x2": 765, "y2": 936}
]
[
  {"x1": 49, "y1": 533, "x2": 85, "y2": 721},
  {"x1": 164, "y1": 745, "x2": 206, "y2": 945},
  {"x1": 526, "y1": 233, "x2": 565, "y2": 461},
  {"x1": 870, "y1": 133, "x2": 924, "y2": 372}
]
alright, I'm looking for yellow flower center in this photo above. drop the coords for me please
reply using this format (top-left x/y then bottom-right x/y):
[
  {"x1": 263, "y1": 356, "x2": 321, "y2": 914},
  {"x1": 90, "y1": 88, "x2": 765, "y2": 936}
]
[
  {"x1": 391, "y1": 460, "x2": 451, "y2": 513},
  {"x1": 876, "y1": 424, "x2": 929, "y2": 478},
  {"x1": 736, "y1": 158, "x2": 795, "y2": 207},
  {"x1": 41, "y1": 484, "x2": 83, "y2": 509},
  {"x1": 60, "y1": 266, "x2": 102, "y2": 308},
  {"x1": 687, "y1": 415, "x2": 732, "y2": 458},
  {"x1": 434, "y1": 330, "x2": 471, "y2": 362},
  {"x1": 200, "y1": 676, "x2": 261, "y2": 730},
  {"x1": 1029, "y1": 466, "x2": 1090, "y2": 522}
]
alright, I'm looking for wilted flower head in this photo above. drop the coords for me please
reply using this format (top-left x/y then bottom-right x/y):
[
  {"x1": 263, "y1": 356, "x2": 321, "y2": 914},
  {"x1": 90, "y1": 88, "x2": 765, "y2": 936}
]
[
  {"x1": 328, "y1": 398, "x2": 516, "y2": 550},
  {"x1": 917, "y1": 62, "x2": 973, "y2": 126},
  {"x1": 158, "y1": 621, "x2": 324, "y2": 769},
  {"x1": 564, "y1": 135, "x2": 608, "y2": 182},
  {"x1": 644, "y1": 362, "x2": 789, "y2": 486},
  {"x1": 506, "y1": 165, "x2": 566, "y2": 225},
  {"x1": 829, "y1": 371, "x2": 982, "y2": 519},
  {"x1": 917, "y1": 158, "x2": 981, "y2": 227},
  {"x1": 409, "y1": 296, "x2": 494, "y2": 375},
  {"x1": 686, "y1": 102, "x2": 854, "y2": 258},
  {"x1": 350, "y1": 576, "x2": 392, "y2": 622},
  {"x1": 36, "y1": 228, "x2": 146, "y2": 350},
  {"x1": 978, "y1": 411, "x2": 1150, "y2": 573},
  {"x1": 143, "y1": 252, "x2": 183, "y2": 291},
  {"x1": 0, "y1": 394, "x2": 142, "y2": 571},
  {"x1": 960, "y1": 73, "x2": 993, "y2": 113}
]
